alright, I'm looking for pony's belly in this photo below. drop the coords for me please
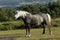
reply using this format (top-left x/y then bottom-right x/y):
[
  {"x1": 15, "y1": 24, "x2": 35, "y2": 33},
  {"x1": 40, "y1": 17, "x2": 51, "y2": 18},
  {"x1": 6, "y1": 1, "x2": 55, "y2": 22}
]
[
  {"x1": 31, "y1": 20, "x2": 42, "y2": 25},
  {"x1": 31, "y1": 17, "x2": 43, "y2": 25}
]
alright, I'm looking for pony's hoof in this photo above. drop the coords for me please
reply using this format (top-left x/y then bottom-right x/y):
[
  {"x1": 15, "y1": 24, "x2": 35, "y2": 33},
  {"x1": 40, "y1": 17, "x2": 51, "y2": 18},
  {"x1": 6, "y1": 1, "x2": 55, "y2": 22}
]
[
  {"x1": 42, "y1": 32, "x2": 45, "y2": 34},
  {"x1": 26, "y1": 34, "x2": 31, "y2": 37},
  {"x1": 49, "y1": 31, "x2": 52, "y2": 35}
]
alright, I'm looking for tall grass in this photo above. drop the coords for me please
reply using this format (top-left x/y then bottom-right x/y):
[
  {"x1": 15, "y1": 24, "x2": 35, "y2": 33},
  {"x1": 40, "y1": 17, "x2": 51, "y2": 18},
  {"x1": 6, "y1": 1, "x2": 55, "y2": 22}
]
[{"x1": 0, "y1": 20, "x2": 24, "y2": 30}]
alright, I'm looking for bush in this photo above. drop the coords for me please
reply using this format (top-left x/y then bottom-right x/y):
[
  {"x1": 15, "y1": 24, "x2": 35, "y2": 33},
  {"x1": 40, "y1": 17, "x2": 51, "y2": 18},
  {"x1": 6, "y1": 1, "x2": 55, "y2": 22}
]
[
  {"x1": 0, "y1": 20, "x2": 24, "y2": 30},
  {"x1": 52, "y1": 19, "x2": 60, "y2": 27}
]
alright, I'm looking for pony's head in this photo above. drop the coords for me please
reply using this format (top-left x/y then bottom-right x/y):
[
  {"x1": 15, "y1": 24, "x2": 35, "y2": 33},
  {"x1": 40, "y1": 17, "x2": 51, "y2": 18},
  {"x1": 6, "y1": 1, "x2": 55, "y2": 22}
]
[{"x1": 14, "y1": 10, "x2": 30, "y2": 19}]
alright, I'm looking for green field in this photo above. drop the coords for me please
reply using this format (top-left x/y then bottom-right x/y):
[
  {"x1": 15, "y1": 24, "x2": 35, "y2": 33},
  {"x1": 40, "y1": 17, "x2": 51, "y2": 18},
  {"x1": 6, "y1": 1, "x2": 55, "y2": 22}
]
[
  {"x1": 0, "y1": 27, "x2": 60, "y2": 40},
  {"x1": 0, "y1": 18, "x2": 60, "y2": 40}
]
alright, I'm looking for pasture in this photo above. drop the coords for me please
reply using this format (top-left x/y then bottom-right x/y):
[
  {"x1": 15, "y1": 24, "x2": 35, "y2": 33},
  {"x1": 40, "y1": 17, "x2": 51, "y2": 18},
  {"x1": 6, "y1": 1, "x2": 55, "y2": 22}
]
[{"x1": 0, "y1": 18, "x2": 60, "y2": 40}]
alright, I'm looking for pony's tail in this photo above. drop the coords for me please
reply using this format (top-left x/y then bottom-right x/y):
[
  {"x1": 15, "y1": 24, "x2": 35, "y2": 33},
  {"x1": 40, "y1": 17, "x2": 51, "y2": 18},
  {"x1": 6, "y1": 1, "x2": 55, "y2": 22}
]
[
  {"x1": 46, "y1": 14, "x2": 52, "y2": 35},
  {"x1": 46, "y1": 14, "x2": 51, "y2": 23}
]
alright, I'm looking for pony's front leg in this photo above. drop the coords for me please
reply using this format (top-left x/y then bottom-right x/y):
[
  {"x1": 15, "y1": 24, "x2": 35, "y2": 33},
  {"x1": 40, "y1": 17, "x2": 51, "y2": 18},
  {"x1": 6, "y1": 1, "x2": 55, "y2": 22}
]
[{"x1": 26, "y1": 24, "x2": 31, "y2": 37}]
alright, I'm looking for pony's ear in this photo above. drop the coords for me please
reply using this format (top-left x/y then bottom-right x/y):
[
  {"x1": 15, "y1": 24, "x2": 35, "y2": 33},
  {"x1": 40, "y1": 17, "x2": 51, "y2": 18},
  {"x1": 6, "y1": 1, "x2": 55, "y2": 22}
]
[
  {"x1": 26, "y1": 13, "x2": 29, "y2": 15},
  {"x1": 26, "y1": 13, "x2": 30, "y2": 16},
  {"x1": 16, "y1": 10, "x2": 19, "y2": 12}
]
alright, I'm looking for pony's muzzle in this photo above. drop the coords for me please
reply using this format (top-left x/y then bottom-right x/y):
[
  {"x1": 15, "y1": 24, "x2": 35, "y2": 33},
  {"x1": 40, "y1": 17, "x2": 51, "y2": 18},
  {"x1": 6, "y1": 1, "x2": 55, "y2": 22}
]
[{"x1": 13, "y1": 16, "x2": 17, "y2": 20}]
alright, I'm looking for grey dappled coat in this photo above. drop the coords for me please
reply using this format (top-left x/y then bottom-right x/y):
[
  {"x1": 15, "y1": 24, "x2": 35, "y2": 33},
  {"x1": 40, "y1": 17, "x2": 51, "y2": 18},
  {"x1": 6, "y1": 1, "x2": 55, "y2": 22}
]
[{"x1": 25, "y1": 13, "x2": 49, "y2": 26}]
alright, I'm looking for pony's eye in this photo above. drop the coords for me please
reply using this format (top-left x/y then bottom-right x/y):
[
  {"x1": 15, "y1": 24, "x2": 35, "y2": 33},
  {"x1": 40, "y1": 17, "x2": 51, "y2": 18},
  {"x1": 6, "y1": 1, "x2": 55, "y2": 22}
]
[{"x1": 15, "y1": 12, "x2": 17, "y2": 14}]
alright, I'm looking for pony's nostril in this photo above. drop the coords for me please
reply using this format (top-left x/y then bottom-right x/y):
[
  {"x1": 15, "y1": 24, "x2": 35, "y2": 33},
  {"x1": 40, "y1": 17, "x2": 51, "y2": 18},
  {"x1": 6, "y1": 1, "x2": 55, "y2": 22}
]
[{"x1": 13, "y1": 16, "x2": 15, "y2": 18}]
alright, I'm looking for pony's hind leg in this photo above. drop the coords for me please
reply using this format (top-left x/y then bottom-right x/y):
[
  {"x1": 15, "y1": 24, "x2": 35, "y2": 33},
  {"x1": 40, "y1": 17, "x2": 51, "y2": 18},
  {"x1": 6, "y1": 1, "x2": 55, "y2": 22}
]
[
  {"x1": 48, "y1": 24, "x2": 52, "y2": 35},
  {"x1": 46, "y1": 22, "x2": 52, "y2": 35},
  {"x1": 42, "y1": 23, "x2": 45, "y2": 34}
]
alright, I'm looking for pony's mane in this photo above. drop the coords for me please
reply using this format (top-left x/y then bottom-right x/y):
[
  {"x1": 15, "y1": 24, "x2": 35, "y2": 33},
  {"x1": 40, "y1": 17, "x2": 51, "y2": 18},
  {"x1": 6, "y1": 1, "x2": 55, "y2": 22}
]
[{"x1": 17, "y1": 10, "x2": 30, "y2": 14}]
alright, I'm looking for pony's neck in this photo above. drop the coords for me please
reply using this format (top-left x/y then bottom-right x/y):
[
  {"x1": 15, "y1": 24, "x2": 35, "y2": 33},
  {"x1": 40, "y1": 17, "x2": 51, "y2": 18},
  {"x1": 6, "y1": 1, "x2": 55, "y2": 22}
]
[{"x1": 21, "y1": 16, "x2": 26, "y2": 24}]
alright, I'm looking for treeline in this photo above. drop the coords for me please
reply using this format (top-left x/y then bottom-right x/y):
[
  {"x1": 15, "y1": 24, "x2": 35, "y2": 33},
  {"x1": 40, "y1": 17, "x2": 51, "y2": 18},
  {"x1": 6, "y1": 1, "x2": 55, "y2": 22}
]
[
  {"x1": 0, "y1": 1, "x2": 60, "y2": 21},
  {"x1": 0, "y1": 8, "x2": 16, "y2": 21}
]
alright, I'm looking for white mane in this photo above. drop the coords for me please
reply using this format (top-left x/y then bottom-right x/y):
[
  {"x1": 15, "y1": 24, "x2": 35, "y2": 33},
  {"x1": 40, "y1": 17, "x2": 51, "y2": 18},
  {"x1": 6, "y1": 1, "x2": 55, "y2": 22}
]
[
  {"x1": 19, "y1": 10, "x2": 30, "y2": 15},
  {"x1": 14, "y1": 10, "x2": 30, "y2": 19}
]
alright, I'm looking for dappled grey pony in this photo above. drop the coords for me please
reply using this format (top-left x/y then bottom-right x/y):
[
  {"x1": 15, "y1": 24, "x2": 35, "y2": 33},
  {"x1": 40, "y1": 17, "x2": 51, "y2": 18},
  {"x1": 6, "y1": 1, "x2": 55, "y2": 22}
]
[{"x1": 14, "y1": 10, "x2": 52, "y2": 37}]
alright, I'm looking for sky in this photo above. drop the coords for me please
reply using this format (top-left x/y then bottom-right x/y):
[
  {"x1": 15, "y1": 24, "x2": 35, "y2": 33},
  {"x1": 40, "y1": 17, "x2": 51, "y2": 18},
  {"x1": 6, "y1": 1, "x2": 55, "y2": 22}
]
[{"x1": 0, "y1": 0, "x2": 54, "y2": 7}]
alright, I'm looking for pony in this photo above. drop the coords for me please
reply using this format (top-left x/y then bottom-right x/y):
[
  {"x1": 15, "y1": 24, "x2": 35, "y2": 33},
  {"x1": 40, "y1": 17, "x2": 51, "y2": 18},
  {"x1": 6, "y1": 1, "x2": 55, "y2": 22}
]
[{"x1": 14, "y1": 10, "x2": 52, "y2": 37}]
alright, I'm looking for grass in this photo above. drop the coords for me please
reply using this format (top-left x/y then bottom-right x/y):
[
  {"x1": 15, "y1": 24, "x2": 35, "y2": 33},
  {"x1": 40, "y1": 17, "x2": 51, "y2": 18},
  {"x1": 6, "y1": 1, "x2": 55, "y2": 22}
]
[
  {"x1": 0, "y1": 20, "x2": 23, "y2": 25},
  {"x1": 0, "y1": 20, "x2": 24, "y2": 30},
  {"x1": 0, "y1": 18, "x2": 60, "y2": 40},
  {"x1": 14, "y1": 27, "x2": 60, "y2": 40},
  {"x1": 0, "y1": 27, "x2": 60, "y2": 40}
]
